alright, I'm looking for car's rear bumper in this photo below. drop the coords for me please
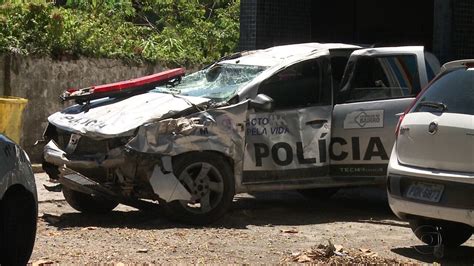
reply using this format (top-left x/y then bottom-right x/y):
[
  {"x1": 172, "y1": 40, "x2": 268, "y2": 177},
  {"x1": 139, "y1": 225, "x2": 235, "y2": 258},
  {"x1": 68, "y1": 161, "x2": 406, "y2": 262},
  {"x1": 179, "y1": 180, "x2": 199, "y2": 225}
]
[
  {"x1": 387, "y1": 149, "x2": 474, "y2": 227},
  {"x1": 388, "y1": 187, "x2": 474, "y2": 227}
]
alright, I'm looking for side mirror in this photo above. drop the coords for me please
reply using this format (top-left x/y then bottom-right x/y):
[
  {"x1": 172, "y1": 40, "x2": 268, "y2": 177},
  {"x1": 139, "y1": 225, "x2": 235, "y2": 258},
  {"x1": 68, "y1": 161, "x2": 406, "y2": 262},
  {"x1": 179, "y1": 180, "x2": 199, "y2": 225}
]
[{"x1": 249, "y1": 94, "x2": 274, "y2": 111}]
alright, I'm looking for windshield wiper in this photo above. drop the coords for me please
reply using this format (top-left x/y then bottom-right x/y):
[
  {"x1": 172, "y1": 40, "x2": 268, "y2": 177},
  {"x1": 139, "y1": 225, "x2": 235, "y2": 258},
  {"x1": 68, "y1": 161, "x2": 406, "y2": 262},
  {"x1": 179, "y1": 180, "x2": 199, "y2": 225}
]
[
  {"x1": 166, "y1": 77, "x2": 182, "y2": 88},
  {"x1": 418, "y1": 101, "x2": 448, "y2": 112}
]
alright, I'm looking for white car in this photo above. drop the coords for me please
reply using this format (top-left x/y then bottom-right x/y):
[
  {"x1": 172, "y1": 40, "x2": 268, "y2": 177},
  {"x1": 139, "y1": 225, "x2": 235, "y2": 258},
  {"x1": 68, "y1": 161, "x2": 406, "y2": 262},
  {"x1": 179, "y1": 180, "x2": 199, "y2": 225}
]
[
  {"x1": 387, "y1": 59, "x2": 473, "y2": 247},
  {"x1": 42, "y1": 43, "x2": 439, "y2": 224},
  {"x1": 0, "y1": 134, "x2": 37, "y2": 265}
]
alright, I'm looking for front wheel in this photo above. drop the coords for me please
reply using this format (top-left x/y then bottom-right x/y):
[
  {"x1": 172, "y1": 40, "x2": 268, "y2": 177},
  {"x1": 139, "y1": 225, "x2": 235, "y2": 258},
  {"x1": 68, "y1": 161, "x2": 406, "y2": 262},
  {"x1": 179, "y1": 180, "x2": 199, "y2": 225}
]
[
  {"x1": 62, "y1": 187, "x2": 118, "y2": 214},
  {"x1": 409, "y1": 219, "x2": 473, "y2": 248},
  {"x1": 163, "y1": 153, "x2": 235, "y2": 225}
]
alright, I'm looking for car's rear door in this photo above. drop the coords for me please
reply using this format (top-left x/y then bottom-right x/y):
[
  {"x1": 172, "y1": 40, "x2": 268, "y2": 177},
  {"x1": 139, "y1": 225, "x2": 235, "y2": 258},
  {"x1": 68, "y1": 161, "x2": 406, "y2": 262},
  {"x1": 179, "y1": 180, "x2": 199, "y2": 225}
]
[
  {"x1": 331, "y1": 47, "x2": 438, "y2": 180},
  {"x1": 397, "y1": 66, "x2": 474, "y2": 173},
  {"x1": 242, "y1": 55, "x2": 333, "y2": 186}
]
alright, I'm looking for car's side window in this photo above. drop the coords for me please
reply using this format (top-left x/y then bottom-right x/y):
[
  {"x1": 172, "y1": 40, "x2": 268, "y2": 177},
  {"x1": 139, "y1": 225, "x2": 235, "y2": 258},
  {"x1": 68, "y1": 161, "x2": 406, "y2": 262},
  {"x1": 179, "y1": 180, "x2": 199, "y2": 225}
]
[
  {"x1": 257, "y1": 59, "x2": 331, "y2": 110},
  {"x1": 340, "y1": 55, "x2": 421, "y2": 103}
]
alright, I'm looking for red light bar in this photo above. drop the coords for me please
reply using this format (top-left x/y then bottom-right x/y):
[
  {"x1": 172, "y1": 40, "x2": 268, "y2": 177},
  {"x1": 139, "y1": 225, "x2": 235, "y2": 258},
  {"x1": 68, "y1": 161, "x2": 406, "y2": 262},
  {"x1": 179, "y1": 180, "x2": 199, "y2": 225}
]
[
  {"x1": 92, "y1": 68, "x2": 185, "y2": 94},
  {"x1": 61, "y1": 68, "x2": 186, "y2": 102}
]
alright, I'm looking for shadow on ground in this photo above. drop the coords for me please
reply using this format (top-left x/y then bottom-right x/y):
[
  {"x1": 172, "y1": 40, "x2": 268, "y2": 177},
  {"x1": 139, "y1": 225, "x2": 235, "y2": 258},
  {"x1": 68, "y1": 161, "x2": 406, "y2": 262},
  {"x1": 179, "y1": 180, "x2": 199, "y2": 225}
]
[
  {"x1": 391, "y1": 246, "x2": 474, "y2": 265},
  {"x1": 41, "y1": 187, "x2": 404, "y2": 230},
  {"x1": 224, "y1": 187, "x2": 400, "y2": 228}
]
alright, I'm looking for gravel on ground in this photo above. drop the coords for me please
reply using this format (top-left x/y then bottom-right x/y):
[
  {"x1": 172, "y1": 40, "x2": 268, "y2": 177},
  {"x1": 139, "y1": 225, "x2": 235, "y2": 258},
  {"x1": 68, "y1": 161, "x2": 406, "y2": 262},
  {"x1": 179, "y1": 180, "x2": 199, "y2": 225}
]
[{"x1": 30, "y1": 173, "x2": 474, "y2": 264}]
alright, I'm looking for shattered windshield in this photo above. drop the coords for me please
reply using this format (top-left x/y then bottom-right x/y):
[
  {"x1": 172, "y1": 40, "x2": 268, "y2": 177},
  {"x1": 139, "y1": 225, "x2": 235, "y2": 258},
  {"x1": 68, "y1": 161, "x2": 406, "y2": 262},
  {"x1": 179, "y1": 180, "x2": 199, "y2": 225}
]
[{"x1": 153, "y1": 63, "x2": 267, "y2": 102}]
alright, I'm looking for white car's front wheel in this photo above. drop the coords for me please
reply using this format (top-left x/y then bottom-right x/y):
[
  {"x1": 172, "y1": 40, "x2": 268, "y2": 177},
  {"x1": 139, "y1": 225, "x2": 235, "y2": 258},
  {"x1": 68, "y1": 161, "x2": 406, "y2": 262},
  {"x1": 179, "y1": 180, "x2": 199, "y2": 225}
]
[{"x1": 163, "y1": 153, "x2": 235, "y2": 225}]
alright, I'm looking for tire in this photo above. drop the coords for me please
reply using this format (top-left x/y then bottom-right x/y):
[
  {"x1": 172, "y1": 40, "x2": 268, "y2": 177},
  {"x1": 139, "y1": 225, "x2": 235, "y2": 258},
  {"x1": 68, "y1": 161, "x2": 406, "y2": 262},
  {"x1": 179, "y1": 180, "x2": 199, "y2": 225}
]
[
  {"x1": 62, "y1": 187, "x2": 118, "y2": 214},
  {"x1": 409, "y1": 219, "x2": 473, "y2": 248},
  {"x1": 163, "y1": 152, "x2": 235, "y2": 225},
  {"x1": 297, "y1": 187, "x2": 339, "y2": 200},
  {"x1": 0, "y1": 187, "x2": 37, "y2": 266}
]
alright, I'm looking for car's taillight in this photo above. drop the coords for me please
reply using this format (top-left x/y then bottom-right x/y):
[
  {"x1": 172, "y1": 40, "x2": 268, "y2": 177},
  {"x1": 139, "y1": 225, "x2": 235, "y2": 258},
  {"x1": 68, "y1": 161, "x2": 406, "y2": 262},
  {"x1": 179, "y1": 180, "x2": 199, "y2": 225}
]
[{"x1": 395, "y1": 113, "x2": 405, "y2": 137}]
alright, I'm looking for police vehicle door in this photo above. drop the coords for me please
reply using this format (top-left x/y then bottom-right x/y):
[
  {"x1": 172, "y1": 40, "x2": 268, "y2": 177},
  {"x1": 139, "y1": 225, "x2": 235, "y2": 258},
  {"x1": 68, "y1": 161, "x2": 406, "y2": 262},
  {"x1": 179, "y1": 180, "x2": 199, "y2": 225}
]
[
  {"x1": 242, "y1": 55, "x2": 333, "y2": 185},
  {"x1": 331, "y1": 47, "x2": 433, "y2": 179}
]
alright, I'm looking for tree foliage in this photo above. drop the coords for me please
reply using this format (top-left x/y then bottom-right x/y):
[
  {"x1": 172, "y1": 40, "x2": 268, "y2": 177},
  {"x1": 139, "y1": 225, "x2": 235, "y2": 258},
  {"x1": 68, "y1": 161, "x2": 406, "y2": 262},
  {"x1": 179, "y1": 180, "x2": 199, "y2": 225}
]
[{"x1": 0, "y1": 0, "x2": 240, "y2": 66}]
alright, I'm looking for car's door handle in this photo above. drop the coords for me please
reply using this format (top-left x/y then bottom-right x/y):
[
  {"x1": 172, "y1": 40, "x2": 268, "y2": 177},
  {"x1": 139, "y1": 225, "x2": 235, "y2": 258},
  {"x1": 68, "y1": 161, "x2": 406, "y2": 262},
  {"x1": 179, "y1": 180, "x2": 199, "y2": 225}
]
[{"x1": 306, "y1": 119, "x2": 328, "y2": 125}]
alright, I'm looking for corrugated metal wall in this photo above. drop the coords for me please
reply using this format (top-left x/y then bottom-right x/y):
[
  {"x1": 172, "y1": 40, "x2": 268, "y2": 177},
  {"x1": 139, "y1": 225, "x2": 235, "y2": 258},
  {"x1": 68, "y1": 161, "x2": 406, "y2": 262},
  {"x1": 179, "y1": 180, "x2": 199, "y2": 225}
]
[
  {"x1": 239, "y1": 0, "x2": 311, "y2": 50},
  {"x1": 452, "y1": 0, "x2": 474, "y2": 59},
  {"x1": 239, "y1": 0, "x2": 473, "y2": 61}
]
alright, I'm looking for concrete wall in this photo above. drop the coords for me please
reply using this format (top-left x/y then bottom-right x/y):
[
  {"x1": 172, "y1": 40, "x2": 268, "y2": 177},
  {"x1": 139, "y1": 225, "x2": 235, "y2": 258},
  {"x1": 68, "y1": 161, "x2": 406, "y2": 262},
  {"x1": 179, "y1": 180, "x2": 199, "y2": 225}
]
[{"x1": 0, "y1": 54, "x2": 166, "y2": 162}]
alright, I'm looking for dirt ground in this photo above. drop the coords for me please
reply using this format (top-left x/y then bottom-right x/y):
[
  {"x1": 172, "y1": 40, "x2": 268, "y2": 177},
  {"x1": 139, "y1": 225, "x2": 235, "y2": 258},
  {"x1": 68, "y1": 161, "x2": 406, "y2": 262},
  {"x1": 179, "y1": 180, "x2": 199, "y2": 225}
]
[{"x1": 30, "y1": 173, "x2": 473, "y2": 264}]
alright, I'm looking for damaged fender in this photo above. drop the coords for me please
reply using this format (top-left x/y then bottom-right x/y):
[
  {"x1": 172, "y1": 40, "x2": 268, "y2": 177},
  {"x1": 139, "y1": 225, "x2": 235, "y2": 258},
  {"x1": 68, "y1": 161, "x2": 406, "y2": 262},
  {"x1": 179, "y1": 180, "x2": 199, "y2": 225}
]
[
  {"x1": 127, "y1": 101, "x2": 249, "y2": 190},
  {"x1": 149, "y1": 156, "x2": 192, "y2": 202}
]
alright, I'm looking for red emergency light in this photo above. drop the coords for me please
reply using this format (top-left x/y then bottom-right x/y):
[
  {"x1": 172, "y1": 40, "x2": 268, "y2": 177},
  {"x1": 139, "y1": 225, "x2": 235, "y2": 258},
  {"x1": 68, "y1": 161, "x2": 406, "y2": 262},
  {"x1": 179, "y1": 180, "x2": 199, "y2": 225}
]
[{"x1": 61, "y1": 68, "x2": 186, "y2": 103}]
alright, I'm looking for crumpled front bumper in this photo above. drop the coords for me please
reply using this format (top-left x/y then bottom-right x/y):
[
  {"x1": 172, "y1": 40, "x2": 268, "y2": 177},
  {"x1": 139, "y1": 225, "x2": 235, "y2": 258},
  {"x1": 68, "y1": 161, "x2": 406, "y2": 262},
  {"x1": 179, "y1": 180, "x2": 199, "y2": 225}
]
[
  {"x1": 43, "y1": 140, "x2": 125, "y2": 169},
  {"x1": 43, "y1": 140, "x2": 192, "y2": 202}
]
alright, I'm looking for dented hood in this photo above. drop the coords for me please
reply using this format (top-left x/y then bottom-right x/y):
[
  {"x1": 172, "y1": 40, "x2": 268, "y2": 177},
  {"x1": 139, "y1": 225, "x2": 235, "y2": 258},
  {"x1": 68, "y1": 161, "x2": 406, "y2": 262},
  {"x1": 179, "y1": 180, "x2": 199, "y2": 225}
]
[{"x1": 48, "y1": 92, "x2": 210, "y2": 139}]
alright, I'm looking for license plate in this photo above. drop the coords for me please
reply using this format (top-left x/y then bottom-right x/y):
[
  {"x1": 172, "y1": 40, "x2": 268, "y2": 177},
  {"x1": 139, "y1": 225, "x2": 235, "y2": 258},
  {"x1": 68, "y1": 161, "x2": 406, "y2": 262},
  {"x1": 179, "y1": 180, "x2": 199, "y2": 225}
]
[{"x1": 406, "y1": 182, "x2": 444, "y2": 203}]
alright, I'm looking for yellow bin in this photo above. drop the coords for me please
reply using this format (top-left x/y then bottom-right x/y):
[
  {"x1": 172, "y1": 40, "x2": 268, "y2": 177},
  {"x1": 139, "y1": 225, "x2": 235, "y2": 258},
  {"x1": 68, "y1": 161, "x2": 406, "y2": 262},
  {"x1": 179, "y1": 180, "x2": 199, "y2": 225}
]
[{"x1": 0, "y1": 96, "x2": 28, "y2": 143}]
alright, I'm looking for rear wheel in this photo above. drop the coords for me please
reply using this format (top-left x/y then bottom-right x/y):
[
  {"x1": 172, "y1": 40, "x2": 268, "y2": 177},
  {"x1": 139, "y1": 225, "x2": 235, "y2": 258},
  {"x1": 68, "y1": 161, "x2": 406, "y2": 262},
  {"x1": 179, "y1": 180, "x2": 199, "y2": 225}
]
[
  {"x1": 62, "y1": 187, "x2": 118, "y2": 214},
  {"x1": 297, "y1": 188, "x2": 339, "y2": 200},
  {"x1": 0, "y1": 187, "x2": 37, "y2": 266},
  {"x1": 163, "y1": 153, "x2": 235, "y2": 225},
  {"x1": 409, "y1": 219, "x2": 473, "y2": 247}
]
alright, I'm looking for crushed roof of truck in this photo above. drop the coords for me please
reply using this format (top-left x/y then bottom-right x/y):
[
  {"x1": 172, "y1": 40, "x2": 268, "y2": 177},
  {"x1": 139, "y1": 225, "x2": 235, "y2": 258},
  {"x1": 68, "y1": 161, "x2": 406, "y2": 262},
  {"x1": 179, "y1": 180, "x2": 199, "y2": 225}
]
[{"x1": 220, "y1": 43, "x2": 362, "y2": 67}]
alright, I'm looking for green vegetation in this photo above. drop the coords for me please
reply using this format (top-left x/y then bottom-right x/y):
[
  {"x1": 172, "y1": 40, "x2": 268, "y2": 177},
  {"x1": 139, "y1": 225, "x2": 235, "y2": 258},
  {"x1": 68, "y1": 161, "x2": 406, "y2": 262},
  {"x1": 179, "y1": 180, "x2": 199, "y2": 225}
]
[{"x1": 0, "y1": 0, "x2": 240, "y2": 65}]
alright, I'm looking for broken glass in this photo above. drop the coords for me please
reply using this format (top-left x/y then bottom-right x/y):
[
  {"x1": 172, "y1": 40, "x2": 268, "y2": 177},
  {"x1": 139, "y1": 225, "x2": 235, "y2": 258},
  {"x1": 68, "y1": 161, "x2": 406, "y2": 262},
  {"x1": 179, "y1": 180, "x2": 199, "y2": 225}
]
[{"x1": 153, "y1": 63, "x2": 267, "y2": 102}]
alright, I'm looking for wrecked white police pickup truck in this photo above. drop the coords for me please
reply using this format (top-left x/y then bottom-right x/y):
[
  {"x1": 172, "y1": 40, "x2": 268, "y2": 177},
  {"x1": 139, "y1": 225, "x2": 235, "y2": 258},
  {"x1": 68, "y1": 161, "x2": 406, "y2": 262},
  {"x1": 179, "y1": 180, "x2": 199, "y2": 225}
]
[{"x1": 41, "y1": 43, "x2": 440, "y2": 224}]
